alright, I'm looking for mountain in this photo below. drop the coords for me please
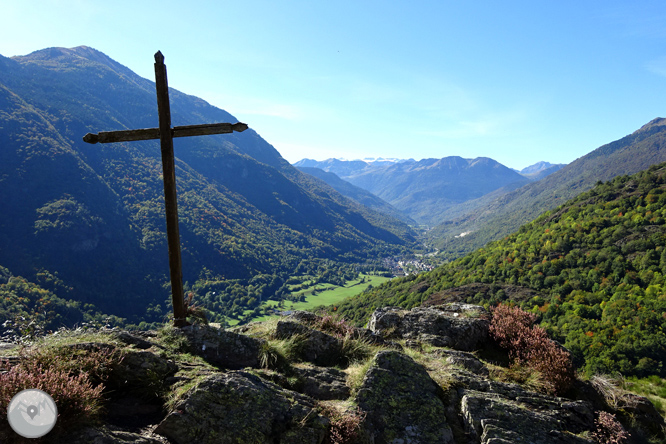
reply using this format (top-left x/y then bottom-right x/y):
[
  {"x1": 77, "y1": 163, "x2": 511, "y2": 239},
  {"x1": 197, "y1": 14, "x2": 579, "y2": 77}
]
[
  {"x1": 296, "y1": 157, "x2": 530, "y2": 225},
  {"x1": 294, "y1": 157, "x2": 413, "y2": 178},
  {"x1": 296, "y1": 166, "x2": 416, "y2": 225},
  {"x1": 518, "y1": 161, "x2": 566, "y2": 179},
  {"x1": 429, "y1": 118, "x2": 666, "y2": 259},
  {"x1": 0, "y1": 46, "x2": 415, "y2": 326},
  {"x1": 334, "y1": 161, "x2": 666, "y2": 379}
]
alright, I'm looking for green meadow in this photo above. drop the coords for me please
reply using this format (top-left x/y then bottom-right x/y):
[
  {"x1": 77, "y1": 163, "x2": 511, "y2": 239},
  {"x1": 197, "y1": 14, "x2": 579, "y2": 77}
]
[{"x1": 226, "y1": 273, "x2": 391, "y2": 325}]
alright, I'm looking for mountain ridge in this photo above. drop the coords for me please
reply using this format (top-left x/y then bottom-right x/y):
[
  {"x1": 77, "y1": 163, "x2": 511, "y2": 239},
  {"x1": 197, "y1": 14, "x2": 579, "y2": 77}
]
[
  {"x1": 295, "y1": 156, "x2": 532, "y2": 225},
  {"x1": 0, "y1": 46, "x2": 414, "y2": 326},
  {"x1": 428, "y1": 117, "x2": 666, "y2": 258}
]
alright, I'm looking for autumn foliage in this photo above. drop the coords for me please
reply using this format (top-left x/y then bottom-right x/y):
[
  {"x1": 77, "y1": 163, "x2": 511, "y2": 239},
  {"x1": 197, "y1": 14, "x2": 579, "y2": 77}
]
[
  {"x1": 490, "y1": 303, "x2": 574, "y2": 395},
  {"x1": 592, "y1": 411, "x2": 630, "y2": 444}
]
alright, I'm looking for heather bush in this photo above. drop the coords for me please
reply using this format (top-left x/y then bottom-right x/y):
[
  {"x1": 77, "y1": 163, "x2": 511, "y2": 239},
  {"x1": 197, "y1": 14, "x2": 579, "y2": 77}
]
[
  {"x1": 0, "y1": 338, "x2": 122, "y2": 434},
  {"x1": 592, "y1": 411, "x2": 630, "y2": 444},
  {"x1": 489, "y1": 304, "x2": 536, "y2": 352},
  {"x1": 22, "y1": 342, "x2": 121, "y2": 385},
  {"x1": 0, "y1": 359, "x2": 104, "y2": 424},
  {"x1": 322, "y1": 405, "x2": 366, "y2": 444},
  {"x1": 490, "y1": 303, "x2": 574, "y2": 394}
]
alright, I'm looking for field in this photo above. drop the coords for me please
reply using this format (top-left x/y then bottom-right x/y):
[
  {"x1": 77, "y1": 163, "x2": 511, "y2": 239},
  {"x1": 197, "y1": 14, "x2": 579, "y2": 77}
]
[{"x1": 227, "y1": 273, "x2": 391, "y2": 325}]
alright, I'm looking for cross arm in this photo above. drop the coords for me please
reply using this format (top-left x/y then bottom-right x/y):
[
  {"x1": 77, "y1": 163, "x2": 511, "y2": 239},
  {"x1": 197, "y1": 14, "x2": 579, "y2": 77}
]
[{"x1": 83, "y1": 122, "x2": 248, "y2": 144}]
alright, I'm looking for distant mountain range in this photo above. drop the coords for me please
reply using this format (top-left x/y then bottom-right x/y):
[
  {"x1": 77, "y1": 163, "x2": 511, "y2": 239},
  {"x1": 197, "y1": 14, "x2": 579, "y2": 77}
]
[
  {"x1": 296, "y1": 167, "x2": 416, "y2": 225},
  {"x1": 0, "y1": 46, "x2": 414, "y2": 324},
  {"x1": 428, "y1": 117, "x2": 666, "y2": 258},
  {"x1": 515, "y1": 161, "x2": 566, "y2": 179},
  {"x1": 294, "y1": 157, "x2": 561, "y2": 225}
]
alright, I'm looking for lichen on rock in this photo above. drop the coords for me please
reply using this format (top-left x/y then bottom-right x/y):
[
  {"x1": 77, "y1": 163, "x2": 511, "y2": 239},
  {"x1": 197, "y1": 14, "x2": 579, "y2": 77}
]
[
  {"x1": 355, "y1": 350, "x2": 454, "y2": 444},
  {"x1": 155, "y1": 371, "x2": 328, "y2": 444},
  {"x1": 368, "y1": 303, "x2": 489, "y2": 351}
]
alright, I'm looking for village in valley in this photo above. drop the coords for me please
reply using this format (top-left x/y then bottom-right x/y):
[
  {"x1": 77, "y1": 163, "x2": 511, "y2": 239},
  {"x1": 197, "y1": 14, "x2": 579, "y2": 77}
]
[{"x1": 383, "y1": 254, "x2": 439, "y2": 277}]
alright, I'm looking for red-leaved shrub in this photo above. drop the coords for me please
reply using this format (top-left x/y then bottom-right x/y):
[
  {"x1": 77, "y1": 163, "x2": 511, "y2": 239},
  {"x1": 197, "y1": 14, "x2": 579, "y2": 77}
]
[
  {"x1": 490, "y1": 304, "x2": 574, "y2": 394},
  {"x1": 592, "y1": 411, "x2": 630, "y2": 444},
  {"x1": 0, "y1": 359, "x2": 104, "y2": 421},
  {"x1": 327, "y1": 407, "x2": 366, "y2": 444}
]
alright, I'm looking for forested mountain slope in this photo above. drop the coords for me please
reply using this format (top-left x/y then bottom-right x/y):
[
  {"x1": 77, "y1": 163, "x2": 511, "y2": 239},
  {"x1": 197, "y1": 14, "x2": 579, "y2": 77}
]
[
  {"x1": 335, "y1": 162, "x2": 666, "y2": 378},
  {"x1": 429, "y1": 118, "x2": 666, "y2": 259},
  {"x1": 0, "y1": 46, "x2": 414, "y2": 326}
]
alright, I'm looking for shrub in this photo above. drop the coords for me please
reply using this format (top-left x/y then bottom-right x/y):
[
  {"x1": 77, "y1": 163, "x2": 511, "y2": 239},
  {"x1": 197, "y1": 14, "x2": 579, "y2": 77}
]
[
  {"x1": 592, "y1": 411, "x2": 630, "y2": 444},
  {"x1": 312, "y1": 315, "x2": 354, "y2": 339},
  {"x1": 21, "y1": 342, "x2": 121, "y2": 385},
  {"x1": 0, "y1": 360, "x2": 104, "y2": 426},
  {"x1": 490, "y1": 303, "x2": 574, "y2": 394},
  {"x1": 0, "y1": 339, "x2": 122, "y2": 435},
  {"x1": 323, "y1": 406, "x2": 366, "y2": 444},
  {"x1": 590, "y1": 374, "x2": 638, "y2": 410}
]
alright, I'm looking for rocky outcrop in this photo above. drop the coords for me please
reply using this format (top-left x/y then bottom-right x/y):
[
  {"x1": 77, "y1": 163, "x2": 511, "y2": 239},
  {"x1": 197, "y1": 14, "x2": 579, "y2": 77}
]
[
  {"x1": 368, "y1": 303, "x2": 490, "y2": 351},
  {"x1": 67, "y1": 425, "x2": 168, "y2": 443},
  {"x1": 355, "y1": 350, "x2": 454, "y2": 443},
  {"x1": 294, "y1": 365, "x2": 351, "y2": 400},
  {"x1": 274, "y1": 320, "x2": 343, "y2": 366},
  {"x1": 1, "y1": 306, "x2": 663, "y2": 444},
  {"x1": 154, "y1": 371, "x2": 328, "y2": 444},
  {"x1": 181, "y1": 324, "x2": 264, "y2": 369},
  {"x1": 461, "y1": 389, "x2": 595, "y2": 443}
]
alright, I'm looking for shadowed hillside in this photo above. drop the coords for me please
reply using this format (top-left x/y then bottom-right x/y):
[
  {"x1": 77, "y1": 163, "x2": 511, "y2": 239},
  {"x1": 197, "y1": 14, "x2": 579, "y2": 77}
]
[{"x1": 0, "y1": 46, "x2": 415, "y2": 326}]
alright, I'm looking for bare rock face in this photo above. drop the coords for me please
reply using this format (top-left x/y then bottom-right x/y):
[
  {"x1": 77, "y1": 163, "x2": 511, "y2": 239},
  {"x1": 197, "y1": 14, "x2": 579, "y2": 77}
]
[
  {"x1": 441, "y1": 362, "x2": 597, "y2": 444},
  {"x1": 14, "y1": 317, "x2": 663, "y2": 444},
  {"x1": 355, "y1": 350, "x2": 454, "y2": 444},
  {"x1": 274, "y1": 320, "x2": 343, "y2": 366},
  {"x1": 368, "y1": 303, "x2": 489, "y2": 351},
  {"x1": 460, "y1": 390, "x2": 595, "y2": 443},
  {"x1": 181, "y1": 324, "x2": 264, "y2": 369},
  {"x1": 67, "y1": 425, "x2": 167, "y2": 443},
  {"x1": 434, "y1": 349, "x2": 489, "y2": 376},
  {"x1": 293, "y1": 365, "x2": 351, "y2": 400},
  {"x1": 109, "y1": 348, "x2": 178, "y2": 389},
  {"x1": 154, "y1": 371, "x2": 328, "y2": 444}
]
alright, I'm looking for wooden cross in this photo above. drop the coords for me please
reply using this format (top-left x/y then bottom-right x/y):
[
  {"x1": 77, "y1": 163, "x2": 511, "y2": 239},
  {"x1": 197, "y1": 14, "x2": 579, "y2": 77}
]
[{"x1": 83, "y1": 51, "x2": 248, "y2": 327}]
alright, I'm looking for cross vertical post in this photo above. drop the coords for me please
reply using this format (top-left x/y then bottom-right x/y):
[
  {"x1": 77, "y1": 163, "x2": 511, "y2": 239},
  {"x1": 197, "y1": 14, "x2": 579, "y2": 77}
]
[
  {"x1": 154, "y1": 51, "x2": 187, "y2": 327},
  {"x1": 82, "y1": 51, "x2": 248, "y2": 328}
]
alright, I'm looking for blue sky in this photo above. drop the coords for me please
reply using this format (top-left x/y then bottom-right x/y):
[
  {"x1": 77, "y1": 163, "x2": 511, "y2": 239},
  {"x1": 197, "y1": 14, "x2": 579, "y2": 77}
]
[{"x1": 2, "y1": 1, "x2": 666, "y2": 170}]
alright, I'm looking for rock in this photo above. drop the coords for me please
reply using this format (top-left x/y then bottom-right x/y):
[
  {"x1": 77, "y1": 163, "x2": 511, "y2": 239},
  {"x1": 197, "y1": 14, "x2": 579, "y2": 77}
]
[
  {"x1": 285, "y1": 310, "x2": 388, "y2": 346},
  {"x1": 460, "y1": 389, "x2": 595, "y2": 443},
  {"x1": 274, "y1": 320, "x2": 343, "y2": 366},
  {"x1": 368, "y1": 303, "x2": 489, "y2": 351},
  {"x1": 355, "y1": 350, "x2": 454, "y2": 444},
  {"x1": 108, "y1": 348, "x2": 178, "y2": 390},
  {"x1": 65, "y1": 425, "x2": 168, "y2": 443},
  {"x1": 435, "y1": 349, "x2": 489, "y2": 376},
  {"x1": 154, "y1": 371, "x2": 328, "y2": 444},
  {"x1": 293, "y1": 365, "x2": 351, "y2": 400},
  {"x1": 182, "y1": 324, "x2": 264, "y2": 369},
  {"x1": 285, "y1": 310, "x2": 322, "y2": 324},
  {"x1": 112, "y1": 331, "x2": 156, "y2": 350},
  {"x1": 351, "y1": 326, "x2": 393, "y2": 346}
]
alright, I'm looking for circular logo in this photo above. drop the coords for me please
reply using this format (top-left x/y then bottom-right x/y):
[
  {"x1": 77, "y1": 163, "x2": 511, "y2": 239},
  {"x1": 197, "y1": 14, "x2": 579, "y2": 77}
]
[{"x1": 7, "y1": 389, "x2": 58, "y2": 438}]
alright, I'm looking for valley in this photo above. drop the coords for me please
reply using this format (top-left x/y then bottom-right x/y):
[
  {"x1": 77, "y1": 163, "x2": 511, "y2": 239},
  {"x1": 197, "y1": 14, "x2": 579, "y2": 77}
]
[{"x1": 1, "y1": 46, "x2": 666, "y2": 399}]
